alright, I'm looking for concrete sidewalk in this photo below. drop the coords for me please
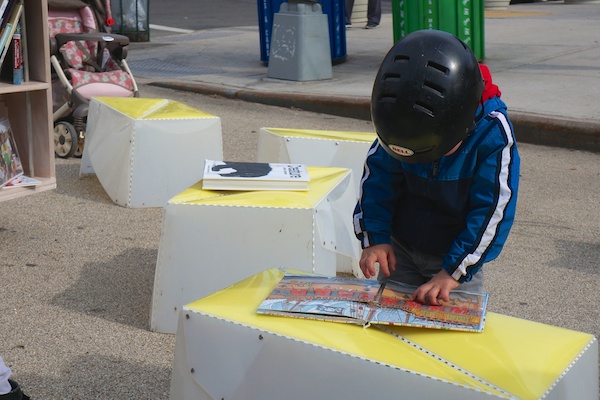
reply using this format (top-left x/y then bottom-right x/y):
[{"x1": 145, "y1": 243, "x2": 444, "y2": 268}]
[{"x1": 127, "y1": 1, "x2": 600, "y2": 152}]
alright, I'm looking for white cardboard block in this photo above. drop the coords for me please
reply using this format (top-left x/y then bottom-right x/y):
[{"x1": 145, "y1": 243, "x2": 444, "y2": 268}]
[
  {"x1": 80, "y1": 97, "x2": 223, "y2": 208},
  {"x1": 256, "y1": 127, "x2": 377, "y2": 196},
  {"x1": 150, "y1": 167, "x2": 359, "y2": 333},
  {"x1": 170, "y1": 269, "x2": 599, "y2": 400},
  {"x1": 256, "y1": 127, "x2": 377, "y2": 279}
]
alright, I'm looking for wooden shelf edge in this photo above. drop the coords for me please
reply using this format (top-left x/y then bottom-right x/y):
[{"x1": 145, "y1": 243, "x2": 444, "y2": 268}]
[
  {"x1": 0, "y1": 81, "x2": 51, "y2": 94},
  {"x1": 0, "y1": 177, "x2": 57, "y2": 202}
]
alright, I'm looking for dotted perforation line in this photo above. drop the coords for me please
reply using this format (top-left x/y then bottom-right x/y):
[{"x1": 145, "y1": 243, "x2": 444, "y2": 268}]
[
  {"x1": 375, "y1": 325, "x2": 516, "y2": 399},
  {"x1": 188, "y1": 311, "x2": 505, "y2": 397},
  {"x1": 539, "y1": 336, "x2": 597, "y2": 400},
  {"x1": 169, "y1": 202, "x2": 311, "y2": 210},
  {"x1": 283, "y1": 136, "x2": 374, "y2": 144},
  {"x1": 311, "y1": 214, "x2": 316, "y2": 274},
  {"x1": 142, "y1": 117, "x2": 219, "y2": 121},
  {"x1": 128, "y1": 127, "x2": 136, "y2": 206}
]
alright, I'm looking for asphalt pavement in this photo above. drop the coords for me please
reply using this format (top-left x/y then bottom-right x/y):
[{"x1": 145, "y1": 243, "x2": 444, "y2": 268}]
[{"x1": 0, "y1": 1, "x2": 599, "y2": 399}]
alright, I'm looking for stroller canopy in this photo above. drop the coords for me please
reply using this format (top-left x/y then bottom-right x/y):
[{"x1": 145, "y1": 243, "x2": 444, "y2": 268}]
[{"x1": 48, "y1": 0, "x2": 109, "y2": 29}]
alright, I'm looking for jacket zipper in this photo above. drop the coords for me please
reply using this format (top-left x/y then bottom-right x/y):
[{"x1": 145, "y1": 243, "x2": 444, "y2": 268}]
[{"x1": 431, "y1": 160, "x2": 439, "y2": 179}]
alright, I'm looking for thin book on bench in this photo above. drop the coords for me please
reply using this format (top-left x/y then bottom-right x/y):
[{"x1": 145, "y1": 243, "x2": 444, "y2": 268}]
[{"x1": 202, "y1": 160, "x2": 310, "y2": 191}]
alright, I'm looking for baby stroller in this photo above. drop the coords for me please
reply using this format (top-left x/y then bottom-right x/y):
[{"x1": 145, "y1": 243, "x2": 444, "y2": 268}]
[{"x1": 48, "y1": 0, "x2": 139, "y2": 158}]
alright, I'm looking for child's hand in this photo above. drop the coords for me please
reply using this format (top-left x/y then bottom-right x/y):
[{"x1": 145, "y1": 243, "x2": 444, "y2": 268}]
[
  {"x1": 359, "y1": 244, "x2": 396, "y2": 279},
  {"x1": 413, "y1": 269, "x2": 459, "y2": 305}
]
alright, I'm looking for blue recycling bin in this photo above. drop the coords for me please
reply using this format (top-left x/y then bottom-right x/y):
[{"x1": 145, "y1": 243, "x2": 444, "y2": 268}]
[{"x1": 257, "y1": 0, "x2": 347, "y2": 65}]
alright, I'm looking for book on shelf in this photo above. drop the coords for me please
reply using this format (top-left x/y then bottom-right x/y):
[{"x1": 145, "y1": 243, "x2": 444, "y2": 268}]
[
  {"x1": 0, "y1": 115, "x2": 24, "y2": 188},
  {"x1": 0, "y1": 0, "x2": 11, "y2": 25},
  {"x1": 0, "y1": 0, "x2": 22, "y2": 69},
  {"x1": 2, "y1": 174, "x2": 40, "y2": 188},
  {"x1": 202, "y1": 160, "x2": 310, "y2": 191},
  {"x1": 0, "y1": 7, "x2": 24, "y2": 84},
  {"x1": 11, "y1": 21, "x2": 21, "y2": 84},
  {"x1": 256, "y1": 273, "x2": 489, "y2": 332},
  {"x1": 0, "y1": 0, "x2": 14, "y2": 29}
]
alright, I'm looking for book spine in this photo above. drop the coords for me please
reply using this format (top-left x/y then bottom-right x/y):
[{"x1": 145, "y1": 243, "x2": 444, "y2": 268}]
[
  {"x1": 0, "y1": 20, "x2": 10, "y2": 51},
  {"x1": 0, "y1": 0, "x2": 9, "y2": 23},
  {"x1": 0, "y1": 0, "x2": 10, "y2": 27},
  {"x1": 0, "y1": 0, "x2": 21, "y2": 68},
  {"x1": 0, "y1": 0, "x2": 13, "y2": 47},
  {"x1": 11, "y1": 22, "x2": 20, "y2": 84},
  {"x1": 18, "y1": 0, "x2": 25, "y2": 82}
]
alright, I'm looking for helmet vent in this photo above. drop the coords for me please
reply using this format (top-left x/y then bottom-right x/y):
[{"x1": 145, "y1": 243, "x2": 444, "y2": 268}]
[
  {"x1": 413, "y1": 101, "x2": 435, "y2": 117},
  {"x1": 426, "y1": 60, "x2": 449, "y2": 75},
  {"x1": 393, "y1": 54, "x2": 410, "y2": 63},
  {"x1": 383, "y1": 73, "x2": 402, "y2": 82},
  {"x1": 423, "y1": 80, "x2": 444, "y2": 97},
  {"x1": 379, "y1": 95, "x2": 397, "y2": 103}
]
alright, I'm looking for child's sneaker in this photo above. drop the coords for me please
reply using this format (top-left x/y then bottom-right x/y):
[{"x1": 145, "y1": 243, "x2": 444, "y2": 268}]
[
  {"x1": 365, "y1": 22, "x2": 379, "y2": 29},
  {"x1": 0, "y1": 380, "x2": 30, "y2": 400}
]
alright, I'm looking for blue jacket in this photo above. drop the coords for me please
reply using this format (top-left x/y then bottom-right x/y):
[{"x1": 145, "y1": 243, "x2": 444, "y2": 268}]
[{"x1": 353, "y1": 96, "x2": 520, "y2": 283}]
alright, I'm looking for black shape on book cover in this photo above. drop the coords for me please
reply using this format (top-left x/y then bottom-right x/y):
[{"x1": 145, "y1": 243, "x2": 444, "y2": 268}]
[{"x1": 210, "y1": 161, "x2": 273, "y2": 178}]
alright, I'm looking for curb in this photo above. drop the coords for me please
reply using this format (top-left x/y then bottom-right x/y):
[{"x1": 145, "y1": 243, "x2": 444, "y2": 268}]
[
  {"x1": 509, "y1": 112, "x2": 600, "y2": 153},
  {"x1": 152, "y1": 81, "x2": 600, "y2": 154},
  {"x1": 151, "y1": 81, "x2": 371, "y2": 120}
]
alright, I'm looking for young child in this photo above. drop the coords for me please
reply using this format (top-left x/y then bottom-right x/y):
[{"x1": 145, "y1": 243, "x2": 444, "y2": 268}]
[{"x1": 354, "y1": 30, "x2": 520, "y2": 305}]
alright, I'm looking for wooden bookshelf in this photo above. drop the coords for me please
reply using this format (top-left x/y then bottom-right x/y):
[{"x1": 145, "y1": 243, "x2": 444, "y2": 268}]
[{"x1": 0, "y1": 0, "x2": 56, "y2": 202}]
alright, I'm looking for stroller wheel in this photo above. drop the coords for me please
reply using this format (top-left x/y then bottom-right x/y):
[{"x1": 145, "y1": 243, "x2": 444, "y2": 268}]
[{"x1": 54, "y1": 121, "x2": 78, "y2": 158}]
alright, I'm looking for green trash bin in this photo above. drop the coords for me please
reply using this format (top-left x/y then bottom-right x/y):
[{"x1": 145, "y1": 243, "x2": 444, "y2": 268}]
[{"x1": 391, "y1": 0, "x2": 484, "y2": 61}]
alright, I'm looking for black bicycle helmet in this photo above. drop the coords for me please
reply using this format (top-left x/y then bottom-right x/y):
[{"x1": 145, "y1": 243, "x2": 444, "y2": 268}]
[{"x1": 371, "y1": 29, "x2": 484, "y2": 164}]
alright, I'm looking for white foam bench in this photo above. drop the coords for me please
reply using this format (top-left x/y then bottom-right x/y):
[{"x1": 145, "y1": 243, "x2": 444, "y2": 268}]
[
  {"x1": 81, "y1": 97, "x2": 223, "y2": 208},
  {"x1": 256, "y1": 127, "x2": 377, "y2": 197},
  {"x1": 150, "y1": 166, "x2": 359, "y2": 333},
  {"x1": 169, "y1": 268, "x2": 599, "y2": 400}
]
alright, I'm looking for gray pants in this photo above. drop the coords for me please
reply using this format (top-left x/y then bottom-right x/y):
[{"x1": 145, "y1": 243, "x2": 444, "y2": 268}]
[
  {"x1": 379, "y1": 239, "x2": 484, "y2": 293},
  {"x1": 0, "y1": 356, "x2": 12, "y2": 395},
  {"x1": 345, "y1": 0, "x2": 382, "y2": 25}
]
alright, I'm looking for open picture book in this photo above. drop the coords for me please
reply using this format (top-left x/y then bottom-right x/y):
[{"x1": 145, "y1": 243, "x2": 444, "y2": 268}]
[
  {"x1": 202, "y1": 160, "x2": 310, "y2": 191},
  {"x1": 2, "y1": 174, "x2": 41, "y2": 188},
  {"x1": 0, "y1": 115, "x2": 23, "y2": 188},
  {"x1": 256, "y1": 274, "x2": 489, "y2": 332}
]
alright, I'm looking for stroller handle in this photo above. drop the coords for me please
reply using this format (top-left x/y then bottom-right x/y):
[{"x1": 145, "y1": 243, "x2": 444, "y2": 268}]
[{"x1": 55, "y1": 32, "x2": 130, "y2": 50}]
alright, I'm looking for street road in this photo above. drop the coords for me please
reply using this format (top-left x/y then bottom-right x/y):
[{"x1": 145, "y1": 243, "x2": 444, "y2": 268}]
[
  {"x1": 147, "y1": 0, "x2": 393, "y2": 36},
  {"x1": 149, "y1": 0, "x2": 257, "y2": 33}
]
